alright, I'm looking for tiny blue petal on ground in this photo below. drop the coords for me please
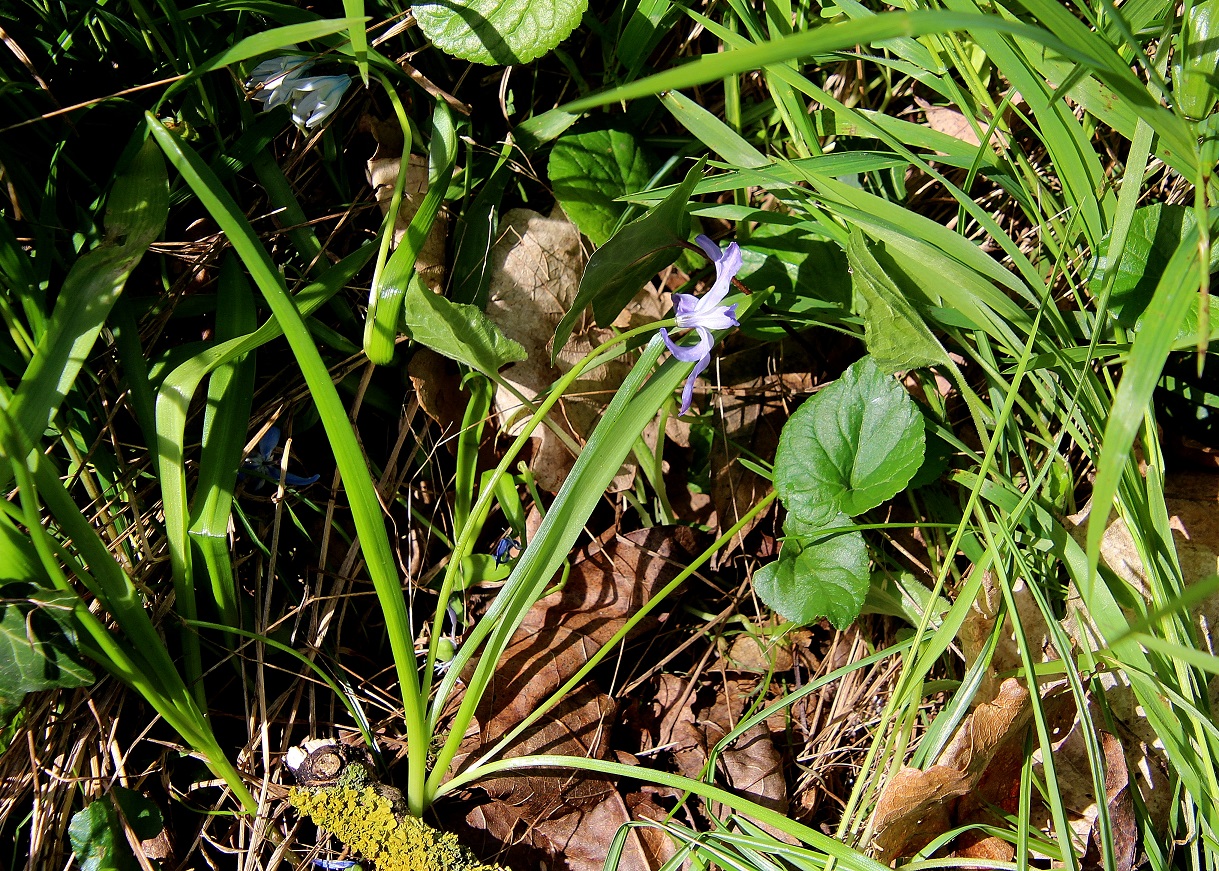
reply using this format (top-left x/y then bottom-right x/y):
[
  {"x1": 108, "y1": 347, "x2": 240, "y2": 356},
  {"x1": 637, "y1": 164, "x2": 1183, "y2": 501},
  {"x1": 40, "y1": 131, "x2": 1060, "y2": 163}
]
[{"x1": 241, "y1": 426, "x2": 320, "y2": 488}]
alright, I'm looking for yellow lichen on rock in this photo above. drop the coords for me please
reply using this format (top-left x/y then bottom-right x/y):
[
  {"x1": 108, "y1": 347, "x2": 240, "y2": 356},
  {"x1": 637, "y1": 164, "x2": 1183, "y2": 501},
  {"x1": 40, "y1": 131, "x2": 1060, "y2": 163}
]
[{"x1": 288, "y1": 761, "x2": 505, "y2": 871}]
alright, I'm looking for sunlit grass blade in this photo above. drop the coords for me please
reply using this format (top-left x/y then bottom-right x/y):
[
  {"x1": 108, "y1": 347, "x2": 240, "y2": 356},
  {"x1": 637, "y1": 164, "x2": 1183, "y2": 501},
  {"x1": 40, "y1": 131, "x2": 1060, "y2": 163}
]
[
  {"x1": 160, "y1": 18, "x2": 361, "y2": 102},
  {"x1": 342, "y1": 0, "x2": 368, "y2": 85},
  {"x1": 187, "y1": 257, "x2": 257, "y2": 630},
  {"x1": 7, "y1": 134, "x2": 166, "y2": 453},
  {"x1": 1084, "y1": 221, "x2": 1209, "y2": 595},
  {"x1": 0, "y1": 400, "x2": 257, "y2": 812}
]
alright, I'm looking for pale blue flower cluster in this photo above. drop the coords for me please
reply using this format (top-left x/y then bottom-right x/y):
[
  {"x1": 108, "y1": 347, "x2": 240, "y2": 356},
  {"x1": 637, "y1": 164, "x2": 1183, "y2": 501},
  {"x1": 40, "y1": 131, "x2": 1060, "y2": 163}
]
[
  {"x1": 660, "y1": 234, "x2": 742, "y2": 415},
  {"x1": 247, "y1": 54, "x2": 352, "y2": 130}
]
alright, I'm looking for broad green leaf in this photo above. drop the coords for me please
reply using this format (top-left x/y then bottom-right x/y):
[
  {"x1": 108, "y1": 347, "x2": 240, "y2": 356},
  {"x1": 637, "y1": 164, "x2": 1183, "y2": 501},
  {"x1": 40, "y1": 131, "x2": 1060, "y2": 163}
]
[
  {"x1": 754, "y1": 518, "x2": 869, "y2": 629},
  {"x1": 847, "y1": 228, "x2": 950, "y2": 373},
  {"x1": 736, "y1": 224, "x2": 851, "y2": 340},
  {"x1": 553, "y1": 158, "x2": 705, "y2": 359},
  {"x1": 548, "y1": 126, "x2": 652, "y2": 247},
  {"x1": 403, "y1": 274, "x2": 526, "y2": 375},
  {"x1": 1090, "y1": 203, "x2": 1218, "y2": 330},
  {"x1": 413, "y1": 0, "x2": 587, "y2": 65},
  {"x1": 68, "y1": 799, "x2": 137, "y2": 871},
  {"x1": 111, "y1": 787, "x2": 163, "y2": 841},
  {"x1": 774, "y1": 355, "x2": 925, "y2": 526},
  {"x1": 0, "y1": 511, "x2": 45, "y2": 583},
  {"x1": 0, "y1": 586, "x2": 93, "y2": 720}
]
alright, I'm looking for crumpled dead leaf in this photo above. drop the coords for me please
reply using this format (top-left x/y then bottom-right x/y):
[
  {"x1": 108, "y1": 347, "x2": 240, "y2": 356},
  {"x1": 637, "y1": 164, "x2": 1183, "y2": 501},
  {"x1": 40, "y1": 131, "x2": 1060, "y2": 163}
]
[
  {"x1": 485, "y1": 206, "x2": 681, "y2": 492},
  {"x1": 453, "y1": 527, "x2": 695, "y2": 870},
  {"x1": 914, "y1": 96, "x2": 1010, "y2": 151},
  {"x1": 650, "y1": 673, "x2": 789, "y2": 839},
  {"x1": 1080, "y1": 732, "x2": 1138, "y2": 871}
]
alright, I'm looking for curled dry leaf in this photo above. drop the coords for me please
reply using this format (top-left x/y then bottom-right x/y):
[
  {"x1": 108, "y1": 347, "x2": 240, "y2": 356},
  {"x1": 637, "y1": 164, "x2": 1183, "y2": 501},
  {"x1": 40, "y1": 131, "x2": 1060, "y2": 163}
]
[
  {"x1": 871, "y1": 678, "x2": 1034, "y2": 861},
  {"x1": 650, "y1": 673, "x2": 790, "y2": 839},
  {"x1": 485, "y1": 206, "x2": 679, "y2": 492}
]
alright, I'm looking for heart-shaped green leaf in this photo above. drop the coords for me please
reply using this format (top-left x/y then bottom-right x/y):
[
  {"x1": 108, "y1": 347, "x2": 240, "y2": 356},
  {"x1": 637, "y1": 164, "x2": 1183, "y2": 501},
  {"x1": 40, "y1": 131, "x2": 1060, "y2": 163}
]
[
  {"x1": 0, "y1": 586, "x2": 93, "y2": 721},
  {"x1": 753, "y1": 517, "x2": 869, "y2": 629},
  {"x1": 414, "y1": 0, "x2": 588, "y2": 65},
  {"x1": 774, "y1": 355, "x2": 925, "y2": 526},
  {"x1": 549, "y1": 126, "x2": 652, "y2": 247}
]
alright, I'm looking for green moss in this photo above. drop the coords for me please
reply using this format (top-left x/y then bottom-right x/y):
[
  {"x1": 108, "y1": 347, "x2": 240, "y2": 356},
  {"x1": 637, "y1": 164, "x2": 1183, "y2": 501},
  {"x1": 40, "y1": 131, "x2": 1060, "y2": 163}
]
[{"x1": 288, "y1": 763, "x2": 505, "y2": 871}]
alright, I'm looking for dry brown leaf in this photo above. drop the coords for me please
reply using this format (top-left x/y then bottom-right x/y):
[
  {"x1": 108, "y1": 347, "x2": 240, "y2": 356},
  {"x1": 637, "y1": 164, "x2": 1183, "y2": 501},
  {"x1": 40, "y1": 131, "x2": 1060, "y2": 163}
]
[
  {"x1": 485, "y1": 207, "x2": 684, "y2": 492},
  {"x1": 1080, "y1": 732, "x2": 1138, "y2": 871},
  {"x1": 870, "y1": 766, "x2": 970, "y2": 859},
  {"x1": 651, "y1": 673, "x2": 790, "y2": 839},
  {"x1": 534, "y1": 791, "x2": 661, "y2": 871},
  {"x1": 454, "y1": 528, "x2": 694, "y2": 869},
  {"x1": 722, "y1": 632, "x2": 795, "y2": 673},
  {"x1": 870, "y1": 678, "x2": 1032, "y2": 862},
  {"x1": 914, "y1": 96, "x2": 1010, "y2": 151},
  {"x1": 407, "y1": 346, "x2": 465, "y2": 431},
  {"x1": 485, "y1": 206, "x2": 633, "y2": 491}
]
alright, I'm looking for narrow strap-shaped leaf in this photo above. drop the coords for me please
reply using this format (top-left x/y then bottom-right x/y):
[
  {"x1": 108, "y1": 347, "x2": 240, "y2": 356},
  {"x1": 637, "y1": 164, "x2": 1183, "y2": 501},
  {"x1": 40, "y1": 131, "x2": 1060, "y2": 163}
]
[
  {"x1": 8, "y1": 135, "x2": 167, "y2": 449},
  {"x1": 145, "y1": 113, "x2": 428, "y2": 814},
  {"x1": 342, "y1": 0, "x2": 369, "y2": 85},
  {"x1": 1085, "y1": 218, "x2": 1211, "y2": 596},
  {"x1": 160, "y1": 18, "x2": 361, "y2": 103},
  {"x1": 188, "y1": 257, "x2": 257, "y2": 629},
  {"x1": 0, "y1": 403, "x2": 257, "y2": 811},
  {"x1": 155, "y1": 246, "x2": 373, "y2": 697},
  {"x1": 364, "y1": 98, "x2": 457, "y2": 364}
]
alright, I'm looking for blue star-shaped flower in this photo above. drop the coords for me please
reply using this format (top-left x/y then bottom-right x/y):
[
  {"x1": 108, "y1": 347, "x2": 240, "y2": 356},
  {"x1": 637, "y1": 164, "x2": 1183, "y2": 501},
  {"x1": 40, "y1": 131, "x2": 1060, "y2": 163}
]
[
  {"x1": 241, "y1": 427, "x2": 320, "y2": 489},
  {"x1": 660, "y1": 234, "x2": 742, "y2": 415}
]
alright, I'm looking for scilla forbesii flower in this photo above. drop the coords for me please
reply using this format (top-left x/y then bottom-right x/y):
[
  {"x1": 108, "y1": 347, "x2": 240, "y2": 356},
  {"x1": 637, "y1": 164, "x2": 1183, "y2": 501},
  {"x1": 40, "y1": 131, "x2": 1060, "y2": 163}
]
[
  {"x1": 247, "y1": 54, "x2": 352, "y2": 130},
  {"x1": 660, "y1": 234, "x2": 742, "y2": 414},
  {"x1": 241, "y1": 426, "x2": 320, "y2": 489}
]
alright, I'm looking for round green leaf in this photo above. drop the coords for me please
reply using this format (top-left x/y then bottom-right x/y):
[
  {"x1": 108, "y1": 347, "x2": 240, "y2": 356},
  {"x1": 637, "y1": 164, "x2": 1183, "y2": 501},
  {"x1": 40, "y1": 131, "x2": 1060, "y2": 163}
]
[
  {"x1": 413, "y1": 0, "x2": 588, "y2": 66},
  {"x1": 549, "y1": 127, "x2": 652, "y2": 247},
  {"x1": 753, "y1": 519, "x2": 869, "y2": 629},
  {"x1": 774, "y1": 355, "x2": 925, "y2": 526}
]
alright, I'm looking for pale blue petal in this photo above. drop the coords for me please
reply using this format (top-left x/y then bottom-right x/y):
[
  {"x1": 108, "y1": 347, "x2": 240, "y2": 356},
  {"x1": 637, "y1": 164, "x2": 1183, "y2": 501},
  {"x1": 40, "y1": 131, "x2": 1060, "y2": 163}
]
[
  {"x1": 695, "y1": 234, "x2": 721, "y2": 263},
  {"x1": 678, "y1": 350, "x2": 712, "y2": 415},
  {"x1": 661, "y1": 326, "x2": 712, "y2": 363}
]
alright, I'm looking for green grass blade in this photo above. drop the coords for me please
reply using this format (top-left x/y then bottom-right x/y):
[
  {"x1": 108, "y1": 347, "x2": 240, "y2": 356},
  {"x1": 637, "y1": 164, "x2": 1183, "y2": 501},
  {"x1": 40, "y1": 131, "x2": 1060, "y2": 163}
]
[
  {"x1": 187, "y1": 256, "x2": 257, "y2": 629},
  {"x1": 1084, "y1": 219, "x2": 1209, "y2": 595},
  {"x1": 342, "y1": 0, "x2": 368, "y2": 85},
  {"x1": 364, "y1": 98, "x2": 456, "y2": 364},
  {"x1": 7, "y1": 134, "x2": 167, "y2": 450},
  {"x1": 160, "y1": 18, "x2": 361, "y2": 103}
]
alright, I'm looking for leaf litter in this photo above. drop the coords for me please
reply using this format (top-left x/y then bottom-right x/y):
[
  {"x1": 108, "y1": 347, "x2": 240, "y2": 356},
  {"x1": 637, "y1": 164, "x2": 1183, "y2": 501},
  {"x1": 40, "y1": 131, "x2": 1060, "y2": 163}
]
[{"x1": 448, "y1": 527, "x2": 697, "y2": 870}]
